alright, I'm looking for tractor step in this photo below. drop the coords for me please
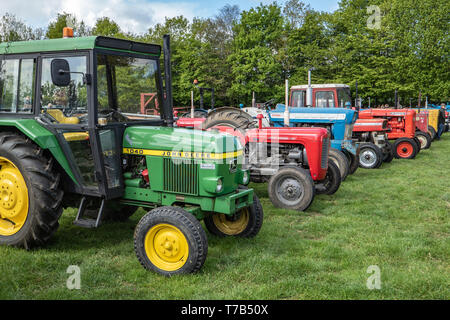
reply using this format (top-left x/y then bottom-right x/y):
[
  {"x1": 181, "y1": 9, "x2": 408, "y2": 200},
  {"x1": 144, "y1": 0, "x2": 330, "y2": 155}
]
[
  {"x1": 73, "y1": 197, "x2": 105, "y2": 228},
  {"x1": 73, "y1": 218, "x2": 98, "y2": 228}
]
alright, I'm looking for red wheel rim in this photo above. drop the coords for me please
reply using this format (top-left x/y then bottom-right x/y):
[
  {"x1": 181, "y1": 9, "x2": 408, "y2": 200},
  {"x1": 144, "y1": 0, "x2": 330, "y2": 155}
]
[{"x1": 396, "y1": 142, "x2": 413, "y2": 158}]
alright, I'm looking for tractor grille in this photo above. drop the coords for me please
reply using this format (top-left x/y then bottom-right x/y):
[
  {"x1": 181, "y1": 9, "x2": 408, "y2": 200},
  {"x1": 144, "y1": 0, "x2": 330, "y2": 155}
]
[
  {"x1": 321, "y1": 138, "x2": 330, "y2": 169},
  {"x1": 163, "y1": 158, "x2": 199, "y2": 195}
]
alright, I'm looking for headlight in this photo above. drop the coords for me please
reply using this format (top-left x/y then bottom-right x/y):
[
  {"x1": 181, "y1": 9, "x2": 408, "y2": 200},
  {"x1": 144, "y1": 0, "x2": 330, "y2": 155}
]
[
  {"x1": 216, "y1": 178, "x2": 223, "y2": 193},
  {"x1": 241, "y1": 170, "x2": 249, "y2": 185}
]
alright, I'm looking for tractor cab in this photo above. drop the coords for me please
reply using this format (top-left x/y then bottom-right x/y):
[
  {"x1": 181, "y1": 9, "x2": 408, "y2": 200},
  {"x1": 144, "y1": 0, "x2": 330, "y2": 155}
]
[
  {"x1": 27, "y1": 35, "x2": 168, "y2": 200},
  {"x1": 290, "y1": 84, "x2": 352, "y2": 109}
]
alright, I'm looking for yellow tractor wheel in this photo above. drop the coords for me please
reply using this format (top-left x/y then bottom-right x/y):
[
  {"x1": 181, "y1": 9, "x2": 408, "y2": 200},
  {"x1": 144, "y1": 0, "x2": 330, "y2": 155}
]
[
  {"x1": 134, "y1": 206, "x2": 207, "y2": 276},
  {"x1": 0, "y1": 132, "x2": 63, "y2": 248}
]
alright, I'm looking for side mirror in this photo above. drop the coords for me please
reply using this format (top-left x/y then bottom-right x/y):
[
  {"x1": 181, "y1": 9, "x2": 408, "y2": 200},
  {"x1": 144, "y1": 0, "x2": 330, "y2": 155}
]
[{"x1": 51, "y1": 59, "x2": 71, "y2": 86}]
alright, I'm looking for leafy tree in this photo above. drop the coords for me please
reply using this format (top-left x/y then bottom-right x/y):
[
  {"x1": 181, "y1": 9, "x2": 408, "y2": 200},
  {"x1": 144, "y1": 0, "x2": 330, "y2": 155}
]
[
  {"x1": 0, "y1": 13, "x2": 43, "y2": 42},
  {"x1": 46, "y1": 12, "x2": 90, "y2": 39}
]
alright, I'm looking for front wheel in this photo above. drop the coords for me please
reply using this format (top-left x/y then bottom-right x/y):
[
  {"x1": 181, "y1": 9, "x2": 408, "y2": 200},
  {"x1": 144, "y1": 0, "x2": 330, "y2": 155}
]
[
  {"x1": 358, "y1": 143, "x2": 383, "y2": 169},
  {"x1": 134, "y1": 206, "x2": 208, "y2": 276},
  {"x1": 267, "y1": 167, "x2": 315, "y2": 211},
  {"x1": 415, "y1": 131, "x2": 431, "y2": 150},
  {"x1": 204, "y1": 191, "x2": 263, "y2": 238},
  {"x1": 393, "y1": 138, "x2": 418, "y2": 159},
  {"x1": 329, "y1": 148, "x2": 349, "y2": 181},
  {"x1": 314, "y1": 161, "x2": 341, "y2": 195}
]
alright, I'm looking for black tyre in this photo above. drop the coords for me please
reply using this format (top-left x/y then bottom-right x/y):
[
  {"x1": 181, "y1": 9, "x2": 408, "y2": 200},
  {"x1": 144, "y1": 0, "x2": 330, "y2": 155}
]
[
  {"x1": 343, "y1": 150, "x2": 359, "y2": 175},
  {"x1": 415, "y1": 131, "x2": 432, "y2": 150},
  {"x1": 358, "y1": 143, "x2": 383, "y2": 169},
  {"x1": 383, "y1": 141, "x2": 394, "y2": 163},
  {"x1": 428, "y1": 125, "x2": 437, "y2": 141},
  {"x1": 393, "y1": 138, "x2": 418, "y2": 159},
  {"x1": 134, "y1": 206, "x2": 208, "y2": 276},
  {"x1": 204, "y1": 190, "x2": 263, "y2": 238},
  {"x1": 329, "y1": 148, "x2": 349, "y2": 181},
  {"x1": 314, "y1": 160, "x2": 341, "y2": 195},
  {"x1": 201, "y1": 107, "x2": 257, "y2": 136},
  {"x1": 0, "y1": 132, "x2": 63, "y2": 248},
  {"x1": 413, "y1": 137, "x2": 421, "y2": 153},
  {"x1": 267, "y1": 166, "x2": 315, "y2": 211}
]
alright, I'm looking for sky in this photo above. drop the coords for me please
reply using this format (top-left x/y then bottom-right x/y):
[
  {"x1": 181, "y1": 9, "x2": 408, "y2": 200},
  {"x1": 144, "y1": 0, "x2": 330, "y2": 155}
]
[{"x1": 0, "y1": 0, "x2": 340, "y2": 34}]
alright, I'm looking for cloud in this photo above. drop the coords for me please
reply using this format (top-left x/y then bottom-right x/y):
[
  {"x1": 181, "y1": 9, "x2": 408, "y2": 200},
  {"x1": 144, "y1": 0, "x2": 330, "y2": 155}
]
[{"x1": 0, "y1": 0, "x2": 200, "y2": 34}]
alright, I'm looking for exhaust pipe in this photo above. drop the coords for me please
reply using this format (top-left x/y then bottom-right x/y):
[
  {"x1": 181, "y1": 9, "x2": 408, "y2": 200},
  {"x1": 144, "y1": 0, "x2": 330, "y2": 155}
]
[
  {"x1": 163, "y1": 34, "x2": 174, "y2": 127},
  {"x1": 306, "y1": 69, "x2": 313, "y2": 107},
  {"x1": 284, "y1": 79, "x2": 290, "y2": 126}
]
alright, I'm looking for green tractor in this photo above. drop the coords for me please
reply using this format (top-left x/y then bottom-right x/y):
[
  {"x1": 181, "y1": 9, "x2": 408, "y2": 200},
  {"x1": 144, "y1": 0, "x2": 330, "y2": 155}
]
[{"x1": 0, "y1": 31, "x2": 262, "y2": 276}]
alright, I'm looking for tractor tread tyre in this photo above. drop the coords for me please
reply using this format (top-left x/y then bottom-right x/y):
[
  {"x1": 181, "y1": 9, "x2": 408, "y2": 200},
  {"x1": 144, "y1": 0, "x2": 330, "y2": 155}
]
[
  {"x1": 427, "y1": 125, "x2": 437, "y2": 141},
  {"x1": 358, "y1": 142, "x2": 383, "y2": 169},
  {"x1": 202, "y1": 108, "x2": 257, "y2": 133},
  {"x1": 415, "y1": 131, "x2": 431, "y2": 150},
  {"x1": 393, "y1": 138, "x2": 418, "y2": 159},
  {"x1": 134, "y1": 206, "x2": 208, "y2": 276},
  {"x1": 268, "y1": 167, "x2": 315, "y2": 212},
  {"x1": 383, "y1": 141, "x2": 394, "y2": 163},
  {"x1": 0, "y1": 132, "x2": 63, "y2": 249},
  {"x1": 314, "y1": 160, "x2": 341, "y2": 195},
  {"x1": 204, "y1": 188, "x2": 263, "y2": 238},
  {"x1": 329, "y1": 148, "x2": 349, "y2": 181}
]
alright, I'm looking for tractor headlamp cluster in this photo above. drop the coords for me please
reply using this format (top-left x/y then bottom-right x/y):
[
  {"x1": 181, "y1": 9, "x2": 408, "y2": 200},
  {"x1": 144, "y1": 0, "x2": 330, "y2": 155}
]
[
  {"x1": 203, "y1": 176, "x2": 224, "y2": 194},
  {"x1": 241, "y1": 170, "x2": 250, "y2": 185}
]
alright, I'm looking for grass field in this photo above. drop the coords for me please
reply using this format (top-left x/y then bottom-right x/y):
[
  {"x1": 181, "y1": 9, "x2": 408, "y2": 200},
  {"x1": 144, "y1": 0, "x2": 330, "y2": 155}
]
[{"x1": 0, "y1": 134, "x2": 449, "y2": 300}]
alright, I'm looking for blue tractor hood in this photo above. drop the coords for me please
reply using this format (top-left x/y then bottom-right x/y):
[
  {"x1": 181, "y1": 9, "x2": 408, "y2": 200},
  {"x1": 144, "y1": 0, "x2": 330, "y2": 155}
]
[{"x1": 269, "y1": 104, "x2": 358, "y2": 124}]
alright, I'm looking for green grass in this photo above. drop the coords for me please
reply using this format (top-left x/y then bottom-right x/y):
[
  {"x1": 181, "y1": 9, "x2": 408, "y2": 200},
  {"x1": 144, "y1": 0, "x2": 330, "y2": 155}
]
[{"x1": 1, "y1": 134, "x2": 449, "y2": 300}]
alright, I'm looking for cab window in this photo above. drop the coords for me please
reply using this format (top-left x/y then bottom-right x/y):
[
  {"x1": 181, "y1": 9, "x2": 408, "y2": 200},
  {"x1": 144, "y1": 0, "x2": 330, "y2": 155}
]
[
  {"x1": 316, "y1": 91, "x2": 335, "y2": 108},
  {"x1": 291, "y1": 90, "x2": 306, "y2": 108},
  {"x1": 0, "y1": 58, "x2": 36, "y2": 113},
  {"x1": 40, "y1": 56, "x2": 87, "y2": 124}
]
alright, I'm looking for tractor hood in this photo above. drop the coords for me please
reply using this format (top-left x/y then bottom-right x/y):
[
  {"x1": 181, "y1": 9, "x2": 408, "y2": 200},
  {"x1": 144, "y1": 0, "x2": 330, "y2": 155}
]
[
  {"x1": 123, "y1": 126, "x2": 242, "y2": 155},
  {"x1": 270, "y1": 104, "x2": 357, "y2": 124}
]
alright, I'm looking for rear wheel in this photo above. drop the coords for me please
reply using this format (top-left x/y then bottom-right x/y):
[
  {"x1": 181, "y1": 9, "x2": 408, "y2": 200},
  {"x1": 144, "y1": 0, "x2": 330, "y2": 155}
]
[
  {"x1": 393, "y1": 138, "x2": 418, "y2": 159},
  {"x1": 383, "y1": 141, "x2": 394, "y2": 163},
  {"x1": 204, "y1": 191, "x2": 263, "y2": 238},
  {"x1": 329, "y1": 148, "x2": 349, "y2": 181},
  {"x1": 428, "y1": 125, "x2": 437, "y2": 141},
  {"x1": 358, "y1": 143, "x2": 383, "y2": 169},
  {"x1": 0, "y1": 132, "x2": 63, "y2": 248},
  {"x1": 314, "y1": 161, "x2": 341, "y2": 195},
  {"x1": 134, "y1": 206, "x2": 208, "y2": 276},
  {"x1": 415, "y1": 131, "x2": 432, "y2": 150},
  {"x1": 267, "y1": 167, "x2": 315, "y2": 211},
  {"x1": 343, "y1": 150, "x2": 359, "y2": 175}
]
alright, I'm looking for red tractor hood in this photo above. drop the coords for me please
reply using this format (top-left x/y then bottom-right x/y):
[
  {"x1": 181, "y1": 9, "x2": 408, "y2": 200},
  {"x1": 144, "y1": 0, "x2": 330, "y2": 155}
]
[{"x1": 354, "y1": 119, "x2": 387, "y2": 132}]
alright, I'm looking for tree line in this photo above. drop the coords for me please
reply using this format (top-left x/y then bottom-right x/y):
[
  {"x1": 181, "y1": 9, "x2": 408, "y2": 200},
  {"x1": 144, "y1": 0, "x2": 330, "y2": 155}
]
[{"x1": 1, "y1": 0, "x2": 448, "y2": 108}]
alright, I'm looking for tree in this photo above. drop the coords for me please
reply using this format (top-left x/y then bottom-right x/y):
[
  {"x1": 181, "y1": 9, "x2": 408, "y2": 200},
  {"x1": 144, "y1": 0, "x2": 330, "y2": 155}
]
[
  {"x1": 228, "y1": 3, "x2": 285, "y2": 105},
  {"x1": 46, "y1": 12, "x2": 90, "y2": 39},
  {"x1": 0, "y1": 13, "x2": 43, "y2": 42},
  {"x1": 92, "y1": 17, "x2": 122, "y2": 37}
]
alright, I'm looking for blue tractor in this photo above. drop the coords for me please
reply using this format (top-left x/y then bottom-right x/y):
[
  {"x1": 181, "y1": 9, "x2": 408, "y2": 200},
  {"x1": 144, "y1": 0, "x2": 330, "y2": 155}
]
[{"x1": 267, "y1": 104, "x2": 360, "y2": 180}]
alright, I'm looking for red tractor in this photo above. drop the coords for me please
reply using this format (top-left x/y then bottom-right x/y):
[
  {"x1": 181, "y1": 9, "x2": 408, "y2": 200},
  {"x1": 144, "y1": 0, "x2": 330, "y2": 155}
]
[
  {"x1": 358, "y1": 109, "x2": 421, "y2": 159},
  {"x1": 177, "y1": 113, "x2": 341, "y2": 212}
]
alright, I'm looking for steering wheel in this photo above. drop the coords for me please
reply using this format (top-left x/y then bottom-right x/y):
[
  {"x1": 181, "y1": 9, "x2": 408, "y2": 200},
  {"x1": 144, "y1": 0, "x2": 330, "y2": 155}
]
[
  {"x1": 261, "y1": 99, "x2": 276, "y2": 111},
  {"x1": 98, "y1": 109, "x2": 129, "y2": 123}
]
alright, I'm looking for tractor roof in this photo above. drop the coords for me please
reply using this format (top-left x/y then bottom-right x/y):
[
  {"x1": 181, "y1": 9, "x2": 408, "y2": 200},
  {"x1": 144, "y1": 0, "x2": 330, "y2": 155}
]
[
  {"x1": 291, "y1": 84, "x2": 350, "y2": 90},
  {"x1": 0, "y1": 36, "x2": 161, "y2": 57}
]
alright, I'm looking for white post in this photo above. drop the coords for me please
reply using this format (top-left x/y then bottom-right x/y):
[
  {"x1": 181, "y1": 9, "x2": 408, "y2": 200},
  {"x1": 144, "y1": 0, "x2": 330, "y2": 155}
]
[
  {"x1": 252, "y1": 91, "x2": 256, "y2": 108},
  {"x1": 284, "y1": 79, "x2": 290, "y2": 126},
  {"x1": 191, "y1": 91, "x2": 194, "y2": 118}
]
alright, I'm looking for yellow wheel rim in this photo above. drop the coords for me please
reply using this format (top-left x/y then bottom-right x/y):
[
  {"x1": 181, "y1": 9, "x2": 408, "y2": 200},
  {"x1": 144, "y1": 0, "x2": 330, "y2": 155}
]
[
  {"x1": 0, "y1": 157, "x2": 29, "y2": 236},
  {"x1": 144, "y1": 224, "x2": 189, "y2": 272},
  {"x1": 212, "y1": 209, "x2": 249, "y2": 236}
]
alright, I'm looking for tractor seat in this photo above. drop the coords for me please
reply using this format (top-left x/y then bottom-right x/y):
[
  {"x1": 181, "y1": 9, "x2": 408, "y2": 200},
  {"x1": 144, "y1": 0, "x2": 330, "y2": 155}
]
[{"x1": 45, "y1": 108, "x2": 80, "y2": 124}]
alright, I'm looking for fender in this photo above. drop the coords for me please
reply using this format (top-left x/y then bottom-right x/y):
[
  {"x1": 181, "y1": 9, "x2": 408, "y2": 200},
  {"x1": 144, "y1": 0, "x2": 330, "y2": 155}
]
[{"x1": 0, "y1": 118, "x2": 78, "y2": 184}]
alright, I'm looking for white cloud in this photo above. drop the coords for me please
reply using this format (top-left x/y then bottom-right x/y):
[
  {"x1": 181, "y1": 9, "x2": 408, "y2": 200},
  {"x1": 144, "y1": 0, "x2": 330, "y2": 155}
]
[{"x1": 0, "y1": 0, "x2": 200, "y2": 34}]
